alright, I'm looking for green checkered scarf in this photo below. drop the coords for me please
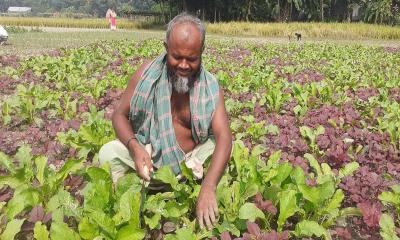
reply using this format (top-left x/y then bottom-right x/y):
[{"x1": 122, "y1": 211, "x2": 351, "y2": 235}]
[{"x1": 129, "y1": 53, "x2": 219, "y2": 175}]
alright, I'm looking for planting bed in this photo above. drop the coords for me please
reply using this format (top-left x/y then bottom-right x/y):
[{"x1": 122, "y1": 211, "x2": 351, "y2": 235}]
[{"x1": 0, "y1": 39, "x2": 399, "y2": 239}]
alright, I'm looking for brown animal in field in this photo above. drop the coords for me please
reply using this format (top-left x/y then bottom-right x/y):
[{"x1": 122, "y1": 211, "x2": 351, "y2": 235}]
[
  {"x1": 295, "y1": 32, "x2": 302, "y2": 41},
  {"x1": 288, "y1": 32, "x2": 302, "y2": 41}
]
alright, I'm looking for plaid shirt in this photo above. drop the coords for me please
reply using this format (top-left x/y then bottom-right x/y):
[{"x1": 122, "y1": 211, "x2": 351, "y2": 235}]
[{"x1": 129, "y1": 53, "x2": 220, "y2": 175}]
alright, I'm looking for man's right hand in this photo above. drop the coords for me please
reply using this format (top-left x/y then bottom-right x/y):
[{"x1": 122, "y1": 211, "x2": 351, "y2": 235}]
[
  {"x1": 111, "y1": 60, "x2": 153, "y2": 181},
  {"x1": 131, "y1": 145, "x2": 153, "y2": 181}
]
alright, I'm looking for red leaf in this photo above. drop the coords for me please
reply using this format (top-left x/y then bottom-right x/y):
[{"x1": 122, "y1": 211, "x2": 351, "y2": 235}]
[
  {"x1": 357, "y1": 202, "x2": 381, "y2": 228},
  {"x1": 28, "y1": 205, "x2": 44, "y2": 223},
  {"x1": 0, "y1": 187, "x2": 13, "y2": 202},
  {"x1": 280, "y1": 230, "x2": 290, "y2": 240},
  {"x1": 333, "y1": 227, "x2": 352, "y2": 240},
  {"x1": 261, "y1": 231, "x2": 279, "y2": 240},
  {"x1": 42, "y1": 212, "x2": 52, "y2": 224},
  {"x1": 220, "y1": 231, "x2": 232, "y2": 240},
  {"x1": 246, "y1": 221, "x2": 261, "y2": 236},
  {"x1": 254, "y1": 193, "x2": 277, "y2": 215}
]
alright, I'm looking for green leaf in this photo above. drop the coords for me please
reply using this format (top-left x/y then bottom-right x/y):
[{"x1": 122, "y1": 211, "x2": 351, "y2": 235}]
[
  {"x1": 15, "y1": 145, "x2": 33, "y2": 168},
  {"x1": 300, "y1": 126, "x2": 313, "y2": 140},
  {"x1": 338, "y1": 162, "x2": 359, "y2": 179},
  {"x1": 251, "y1": 144, "x2": 267, "y2": 157},
  {"x1": 34, "y1": 221, "x2": 49, "y2": 240},
  {"x1": 116, "y1": 224, "x2": 145, "y2": 240},
  {"x1": 241, "y1": 183, "x2": 259, "y2": 201},
  {"x1": 295, "y1": 220, "x2": 331, "y2": 240},
  {"x1": 0, "y1": 175, "x2": 24, "y2": 189},
  {"x1": 271, "y1": 163, "x2": 293, "y2": 186},
  {"x1": 216, "y1": 221, "x2": 240, "y2": 237},
  {"x1": 88, "y1": 210, "x2": 116, "y2": 237},
  {"x1": 115, "y1": 189, "x2": 141, "y2": 226},
  {"x1": 144, "y1": 213, "x2": 161, "y2": 229},
  {"x1": 83, "y1": 167, "x2": 113, "y2": 211},
  {"x1": 164, "y1": 201, "x2": 188, "y2": 218},
  {"x1": 262, "y1": 168, "x2": 278, "y2": 183},
  {"x1": 325, "y1": 189, "x2": 345, "y2": 211},
  {"x1": 390, "y1": 185, "x2": 400, "y2": 194},
  {"x1": 315, "y1": 125, "x2": 325, "y2": 136},
  {"x1": 304, "y1": 153, "x2": 322, "y2": 178},
  {"x1": 321, "y1": 163, "x2": 334, "y2": 178},
  {"x1": 143, "y1": 192, "x2": 172, "y2": 213},
  {"x1": 267, "y1": 150, "x2": 281, "y2": 168},
  {"x1": 339, "y1": 207, "x2": 362, "y2": 217},
  {"x1": 380, "y1": 214, "x2": 400, "y2": 240},
  {"x1": 87, "y1": 166, "x2": 112, "y2": 183},
  {"x1": 54, "y1": 159, "x2": 83, "y2": 185},
  {"x1": 277, "y1": 190, "x2": 299, "y2": 231},
  {"x1": 266, "y1": 124, "x2": 280, "y2": 135},
  {"x1": 47, "y1": 189, "x2": 81, "y2": 220},
  {"x1": 0, "y1": 151, "x2": 15, "y2": 173},
  {"x1": 154, "y1": 166, "x2": 179, "y2": 190},
  {"x1": 179, "y1": 162, "x2": 194, "y2": 183},
  {"x1": 232, "y1": 140, "x2": 248, "y2": 178},
  {"x1": 6, "y1": 187, "x2": 40, "y2": 219},
  {"x1": 34, "y1": 156, "x2": 47, "y2": 185},
  {"x1": 290, "y1": 166, "x2": 306, "y2": 185},
  {"x1": 175, "y1": 228, "x2": 196, "y2": 240},
  {"x1": 238, "y1": 202, "x2": 265, "y2": 222},
  {"x1": 50, "y1": 222, "x2": 81, "y2": 240},
  {"x1": 298, "y1": 180, "x2": 335, "y2": 206},
  {"x1": 115, "y1": 173, "x2": 141, "y2": 198},
  {"x1": 379, "y1": 191, "x2": 400, "y2": 205},
  {"x1": 78, "y1": 217, "x2": 99, "y2": 240},
  {"x1": 0, "y1": 218, "x2": 24, "y2": 240}
]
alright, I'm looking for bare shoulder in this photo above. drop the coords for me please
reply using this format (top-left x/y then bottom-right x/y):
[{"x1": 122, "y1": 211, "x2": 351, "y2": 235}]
[{"x1": 129, "y1": 60, "x2": 152, "y2": 89}]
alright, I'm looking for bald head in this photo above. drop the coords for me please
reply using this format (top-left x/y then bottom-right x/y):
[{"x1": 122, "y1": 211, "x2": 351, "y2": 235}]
[
  {"x1": 168, "y1": 23, "x2": 202, "y2": 50},
  {"x1": 165, "y1": 13, "x2": 205, "y2": 49}
]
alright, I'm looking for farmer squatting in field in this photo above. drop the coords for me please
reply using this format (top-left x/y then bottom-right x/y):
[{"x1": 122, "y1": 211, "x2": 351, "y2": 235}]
[{"x1": 98, "y1": 13, "x2": 233, "y2": 230}]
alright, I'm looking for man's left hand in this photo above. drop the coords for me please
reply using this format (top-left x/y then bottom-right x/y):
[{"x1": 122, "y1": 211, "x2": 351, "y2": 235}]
[{"x1": 196, "y1": 184, "x2": 218, "y2": 230}]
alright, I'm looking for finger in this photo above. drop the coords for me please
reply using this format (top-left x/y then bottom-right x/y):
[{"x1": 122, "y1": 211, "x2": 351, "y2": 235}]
[
  {"x1": 143, "y1": 155, "x2": 153, "y2": 172},
  {"x1": 135, "y1": 159, "x2": 148, "y2": 181},
  {"x1": 197, "y1": 211, "x2": 204, "y2": 229},
  {"x1": 142, "y1": 165, "x2": 151, "y2": 181},
  {"x1": 213, "y1": 201, "x2": 219, "y2": 217},
  {"x1": 204, "y1": 211, "x2": 212, "y2": 230},
  {"x1": 208, "y1": 206, "x2": 216, "y2": 224}
]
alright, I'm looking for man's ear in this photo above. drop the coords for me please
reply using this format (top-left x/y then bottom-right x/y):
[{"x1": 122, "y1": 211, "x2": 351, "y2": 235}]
[{"x1": 163, "y1": 41, "x2": 168, "y2": 52}]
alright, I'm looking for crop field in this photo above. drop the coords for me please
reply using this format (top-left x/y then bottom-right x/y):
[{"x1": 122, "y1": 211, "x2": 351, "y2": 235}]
[{"x1": 0, "y1": 38, "x2": 399, "y2": 239}]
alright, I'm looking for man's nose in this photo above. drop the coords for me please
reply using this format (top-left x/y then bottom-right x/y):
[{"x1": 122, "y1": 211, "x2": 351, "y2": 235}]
[{"x1": 178, "y1": 59, "x2": 189, "y2": 70}]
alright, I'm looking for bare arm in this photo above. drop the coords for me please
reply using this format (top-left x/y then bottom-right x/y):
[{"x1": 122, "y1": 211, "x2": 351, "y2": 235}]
[
  {"x1": 112, "y1": 60, "x2": 153, "y2": 179},
  {"x1": 196, "y1": 88, "x2": 232, "y2": 230},
  {"x1": 202, "y1": 88, "x2": 232, "y2": 189}
]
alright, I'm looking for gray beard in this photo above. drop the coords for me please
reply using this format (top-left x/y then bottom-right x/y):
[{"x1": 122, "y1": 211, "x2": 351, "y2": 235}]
[
  {"x1": 169, "y1": 72, "x2": 195, "y2": 94},
  {"x1": 173, "y1": 76, "x2": 190, "y2": 94}
]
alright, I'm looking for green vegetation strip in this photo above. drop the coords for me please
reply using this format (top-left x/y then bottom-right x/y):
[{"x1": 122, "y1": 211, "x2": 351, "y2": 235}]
[
  {"x1": 0, "y1": 16, "x2": 142, "y2": 30},
  {"x1": 2, "y1": 16, "x2": 400, "y2": 39},
  {"x1": 207, "y1": 22, "x2": 400, "y2": 40}
]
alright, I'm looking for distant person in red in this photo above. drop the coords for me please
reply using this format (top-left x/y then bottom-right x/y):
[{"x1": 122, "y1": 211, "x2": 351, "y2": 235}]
[{"x1": 106, "y1": 9, "x2": 117, "y2": 31}]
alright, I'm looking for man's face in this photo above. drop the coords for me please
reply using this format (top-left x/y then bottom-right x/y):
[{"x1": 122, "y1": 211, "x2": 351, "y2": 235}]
[{"x1": 165, "y1": 24, "x2": 203, "y2": 94}]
